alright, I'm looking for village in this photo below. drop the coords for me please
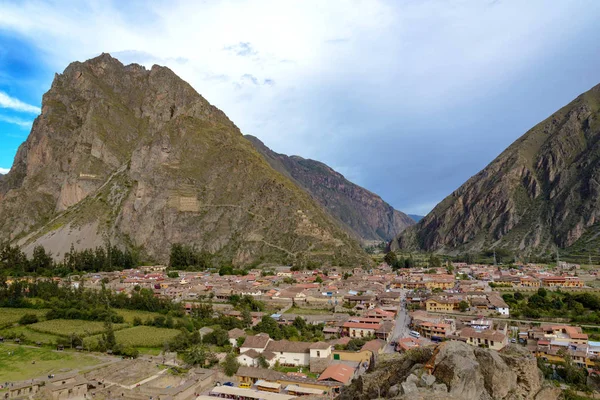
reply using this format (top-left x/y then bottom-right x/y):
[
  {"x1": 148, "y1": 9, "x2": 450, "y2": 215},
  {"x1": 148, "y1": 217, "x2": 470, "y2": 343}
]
[{"x1": 2, "y1": 258, "x2": 600, "y2": 400}]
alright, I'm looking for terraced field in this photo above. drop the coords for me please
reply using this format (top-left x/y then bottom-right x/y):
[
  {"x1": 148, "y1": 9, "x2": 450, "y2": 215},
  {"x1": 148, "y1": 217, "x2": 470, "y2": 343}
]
[
  {"x1": 28, "y1": 320, "x2": 128, "y2": 337},
  {"x1": 0, "y1": 308, "x2": 49, "y2": 328},
  {"x1": 84, "y1": 326, "x2": 180, "y2": 348}
]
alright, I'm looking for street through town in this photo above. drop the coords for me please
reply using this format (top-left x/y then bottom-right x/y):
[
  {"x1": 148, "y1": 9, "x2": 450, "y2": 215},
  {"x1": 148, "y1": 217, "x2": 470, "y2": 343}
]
[{"x1": 384, "y1": 289, "x2": 410, "y2": 353}]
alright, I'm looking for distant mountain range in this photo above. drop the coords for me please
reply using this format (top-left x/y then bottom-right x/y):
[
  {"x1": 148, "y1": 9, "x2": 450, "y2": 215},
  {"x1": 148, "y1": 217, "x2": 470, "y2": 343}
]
[
  {"x1": 408, "y1": 214, "x2": 424, "y2": 223},
  {"x1": 394, "y1": 82, "x2": 600, "y2": 258},
  {"x1": 246, "y1": 135, "x2": 414, "y2": 242}
]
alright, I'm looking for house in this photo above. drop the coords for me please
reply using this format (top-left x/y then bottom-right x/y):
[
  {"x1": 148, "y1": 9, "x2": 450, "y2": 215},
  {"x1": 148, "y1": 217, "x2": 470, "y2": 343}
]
[
  {"x1": 425, "y1": 297, "x2": 461, "y2": 312},
  {"x1": 342, "y1": 321, "x2": 382, "y2": 338},
  {"x1": 228, "y1": 328, "x2": 246, "y2": 347},
  {"x1": 460, "y1": 327, "x2": 508, "y2": 351},
  {"x1": 264, "y1": 340, "x2": 312, "y2": 366},
  {"x1": 318, "y1": 364, "x2": 356, "y2": 385},
  {"x1": 237, "y1": 349, "x2": 276, "y2": 367},
  {"x1": 240, "y1": 333, "x2": 272, "y2": 354},
  {"x1": 488, "y1": 294, "x2": 510, "y2": 316}
]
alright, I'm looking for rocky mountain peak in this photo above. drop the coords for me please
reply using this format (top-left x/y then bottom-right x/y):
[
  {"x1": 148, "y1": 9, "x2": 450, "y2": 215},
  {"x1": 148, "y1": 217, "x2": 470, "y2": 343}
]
[{"x1": 0, "y1": 54, "x2": 368, "y2": 266}]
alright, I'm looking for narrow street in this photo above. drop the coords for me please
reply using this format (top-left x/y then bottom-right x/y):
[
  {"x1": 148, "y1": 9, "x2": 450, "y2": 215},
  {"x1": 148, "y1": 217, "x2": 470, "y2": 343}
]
[{"x1": 384, "y1": 289, "x2": 410, "y2": 353}]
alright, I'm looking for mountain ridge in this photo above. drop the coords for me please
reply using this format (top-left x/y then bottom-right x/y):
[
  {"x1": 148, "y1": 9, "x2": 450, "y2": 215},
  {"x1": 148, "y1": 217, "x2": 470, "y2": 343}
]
[
  {"x1": 245, "y1": 134, "x2": 414, "y2": 242},
  {"x1": 393, "y1": 82, "x2": 600, "y2": 257},
  {"x1": 0, "y1": 53, "x2": 369, "y2": 267}
]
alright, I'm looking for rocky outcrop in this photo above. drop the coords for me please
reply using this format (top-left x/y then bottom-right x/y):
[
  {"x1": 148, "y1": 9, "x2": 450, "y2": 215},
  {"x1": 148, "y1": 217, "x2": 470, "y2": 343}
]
[
  {"x1": 393, "y1": 82, "x2": 600, "y2": 256},
  {"x1": 246, "y1": 135, "x2": 414, "y2": 242},
  {"x1": 338, "y1": 342, "x2": 558, "y2": 400},
  {"x1": 0, "y1": 53, "x2": 368, "y2": 266}
]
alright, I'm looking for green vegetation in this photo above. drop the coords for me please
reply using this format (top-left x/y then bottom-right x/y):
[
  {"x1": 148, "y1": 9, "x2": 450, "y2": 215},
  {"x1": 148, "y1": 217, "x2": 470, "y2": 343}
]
[
  {"x1": 0, "y1": 344, "x2": 101, "y2": 381},
  {"x1": 286, "y1": 306, "x2": 332, "y2": 315},
  {"x1": 273, "y1": 365, "x2": 318, "y2": 379},
  {"x1": 84, "y1": 326, "x2": 180, "y2": 348},
  {"x1": 0, "y1": 308, "x2": 48, "y2": 328},
  {"x1": 28, "y1": 319, "x2": 128, "y2": 338},
  {"x1": 0, "y1": 325, "x2": 62, "y2": 345},
  {"x1": 169, "y1": 243, "x2": 213, "y2": 270},
  {"x1": 503, "y1": 289, "x2": 600, "y2": 324},
  {"x1": 0, "y1": 243, "x2": 137, "y2": 277}
]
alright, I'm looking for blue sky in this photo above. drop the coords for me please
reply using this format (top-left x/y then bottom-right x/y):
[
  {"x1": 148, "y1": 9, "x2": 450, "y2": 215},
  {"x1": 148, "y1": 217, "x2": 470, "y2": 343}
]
[{"x1": 1, "y1": 0, "x2": 600, "y2": 215}]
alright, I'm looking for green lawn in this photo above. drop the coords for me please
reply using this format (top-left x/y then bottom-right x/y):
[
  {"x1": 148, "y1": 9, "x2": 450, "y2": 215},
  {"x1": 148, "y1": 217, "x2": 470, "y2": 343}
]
[
  {"x1": 286, "y1": 306, "x2": 333, "y2": 315},
  {"x1": 28, "y1": 320, "x2": 128, "y2": 337},
  {"x1": 0, "y1": 344, "x2": 102, "y2": 381},
  {"x1": 273, "y1": 365, "x2": 318, "y2": 379},
  {"x1": 0, "y1": 308, "x2": 49, "y2": 328},
  {"x1": 84, "y1": 326, "x2": 180, "y2": 348}
]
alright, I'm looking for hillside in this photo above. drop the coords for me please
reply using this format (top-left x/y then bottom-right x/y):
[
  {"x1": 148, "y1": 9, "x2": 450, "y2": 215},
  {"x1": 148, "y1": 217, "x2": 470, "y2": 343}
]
[
  {"x1": 246, "y1": 135, "x2": 414, "y2": 242},
  {"x1": 394, "y1": 82, "x2": 600, "y2": 258},
  {"x1": 0, "y1": 53, "x2": 368, "y2": 267}
]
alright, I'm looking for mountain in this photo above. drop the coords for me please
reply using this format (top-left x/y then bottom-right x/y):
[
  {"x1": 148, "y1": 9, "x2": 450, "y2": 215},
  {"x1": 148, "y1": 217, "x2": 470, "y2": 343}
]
[
  {"x1": 408, "y1": 214, "x2": 424, "y2": 223},
  {"x1": 245, "y1": 135, "x2": 414, "y2": 242},
  {"x1": 0, "y1": 53, "x2": 368, "y2": 266},
  {"x1": 393, "y1": 83, "x2": 600, "y2": 257}
]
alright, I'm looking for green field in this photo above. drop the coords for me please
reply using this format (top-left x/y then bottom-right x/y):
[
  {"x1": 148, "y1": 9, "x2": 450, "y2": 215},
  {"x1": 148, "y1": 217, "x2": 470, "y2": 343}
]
[
  {"x1": 113, "y1": 309, "x2": 174, "y2": 324},
  {"x1": 0, "y1": 308, "x2": 49, "y2": 328},
  {"x1": 0, "y1": 326, "x2": 62, "y2": 345},
  {"x1": 28, "y1": 320, "x2": 128, "y2": 337},
  {"x1": 0, "y1": 344, "x2": 102, "y2": 381},
  {"x1": 84, "y1": 326, "x2": 180, "y2": 348},
  {"x1": 286, "y1": 306, "x2": 333, "y2": 315}
]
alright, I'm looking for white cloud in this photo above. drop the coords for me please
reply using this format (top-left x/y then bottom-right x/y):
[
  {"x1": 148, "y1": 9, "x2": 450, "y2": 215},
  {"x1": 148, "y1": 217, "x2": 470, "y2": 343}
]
[
  {"x1": 0, "y1": 114, "x2": 34, "y2": 128},
  {"x1": 0, "y1": 91, "x2": 40, "y2": 114},
  {"x1": 0, "y1": 0, "x2": 599, "y2": 213},
  {"x1": 0, "y1": 168, "x2": 9, "y2": 174}
]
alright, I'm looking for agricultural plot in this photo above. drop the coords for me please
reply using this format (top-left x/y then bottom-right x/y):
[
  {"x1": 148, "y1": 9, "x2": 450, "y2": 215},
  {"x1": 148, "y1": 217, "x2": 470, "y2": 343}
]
[
  {"x1": 0, "y1": 326, "x2": 62, "y2": 345},
  {"x1": 28, "y1": 320, "x2": 128, "y2": 337},
  {"x1": 113, "y1": 309, "x2": 177, "y2": 324},
  {"x1": 0, "y1": 308, "x2": 48, "y2": 328},
  {"x1": 0, "y1": 344, "x2": 102, "y2": 382},
  {"x1": 84, "y1": 326, "x2": 180, "y2": 348}
]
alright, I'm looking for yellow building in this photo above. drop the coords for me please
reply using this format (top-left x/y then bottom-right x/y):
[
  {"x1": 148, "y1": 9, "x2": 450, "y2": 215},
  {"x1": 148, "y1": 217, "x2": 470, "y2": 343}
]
[{"x1": 425, "y1": 297, "x2": 460, "y2": 312}]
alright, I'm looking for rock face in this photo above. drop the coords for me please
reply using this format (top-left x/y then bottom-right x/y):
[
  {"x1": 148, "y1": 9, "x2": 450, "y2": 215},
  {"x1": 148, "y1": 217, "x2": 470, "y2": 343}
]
[
  {"x1": 246, "y1": 135, "x2": 414, "y2": 242},
  {"x1": 394, "y1": 83, "x2": 600, "y2": 256},
  {"x1": 338, "y1": 341, "x2": 558, "y2": 400},
  {"x1": 0, "y1": 53, "x2": 368, "y2": 266}
]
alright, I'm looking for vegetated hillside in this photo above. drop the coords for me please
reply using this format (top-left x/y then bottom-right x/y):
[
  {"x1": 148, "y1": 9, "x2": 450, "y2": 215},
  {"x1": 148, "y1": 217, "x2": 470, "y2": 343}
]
[
  {"x1": 394, "y1": 82, "x2": 600, "y2": 259},
  {"x1": 246, "y1": 135, "x2": 414, "y2": 242},
  {"x1": 338, "y1": 341, "x2": 560, "y2": 400},
  {"x1": 0, "y1": 53, "x2": 368, "y2": 267}
]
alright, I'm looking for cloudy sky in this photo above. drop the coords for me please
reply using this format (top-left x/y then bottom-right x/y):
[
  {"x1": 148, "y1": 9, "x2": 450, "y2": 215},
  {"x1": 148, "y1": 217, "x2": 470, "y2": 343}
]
[{"x1": 1, "y1": 0, "x2": 600, "y2": 215}]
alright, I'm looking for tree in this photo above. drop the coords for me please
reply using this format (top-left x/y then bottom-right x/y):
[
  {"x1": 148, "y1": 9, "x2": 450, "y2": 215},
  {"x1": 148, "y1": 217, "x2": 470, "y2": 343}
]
[
  {"x1": 383, "y1": 251, "x2": 397, "y2": 267},
  {"x1": 19, "y1": 313, "x2": 39, "y2": 325},
  {"x1": 537, "y1": 287, "x2": 547, "y2": 298},
  {"x1": 458, "y1": 301, "x2": 469, "y2": 312},
  {"x1": 315, "y1": 276, "x2": 323, "y2": 284},
  {"x1": 167, "y1": 271, "x2": 179, "y2": 279},
  {"x1": 223, "y1": 352, "x2": 241, "y2": 376},
  {"x1": 514, "y1": 292, "x2": 524, "y2": 301},
  {"x1": 429, "y1": 255, "x2": 442, "y2": 269},
  {"x1": 257, "y1": 354, "x2": 269, "y2": 369},
  {"x1": 183, "y1": 345, "x2": 217, "y2": 366}
]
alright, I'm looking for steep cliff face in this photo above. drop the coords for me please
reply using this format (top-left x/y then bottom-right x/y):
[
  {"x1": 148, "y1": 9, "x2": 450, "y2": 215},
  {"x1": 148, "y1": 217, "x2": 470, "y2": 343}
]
[
  {"x1": 0, "y1": 53, "x2": 368, "y2": 266},
  {"x1": 338, "y1": 342, "x2": 559, "y2": 400},
  {"x1": 245, "y1": 135, "x2": 414, "y2": 242},
  {"x1": 394, "y1": 83, "x2": 600, "y2": 255}
]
